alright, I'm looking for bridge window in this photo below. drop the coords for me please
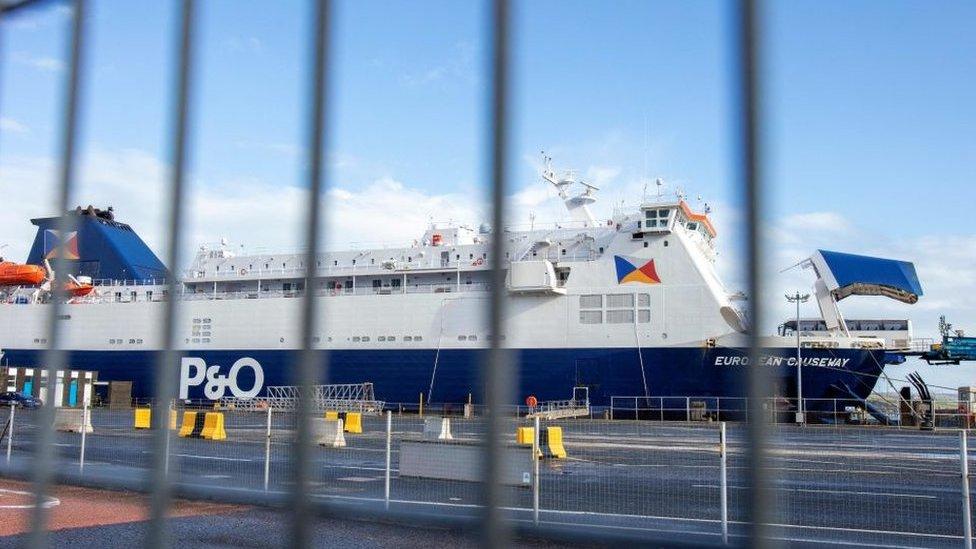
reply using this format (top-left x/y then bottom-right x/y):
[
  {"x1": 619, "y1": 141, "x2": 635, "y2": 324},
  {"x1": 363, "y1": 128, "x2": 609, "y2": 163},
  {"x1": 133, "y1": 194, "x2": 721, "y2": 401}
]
[
  {"x1": 638, "y1": 293, "x2": 650, "y2": 307},
  {"x1": 607, "y1": 310, "x2": 635, "y2": 324},
  {"x1": 606, "y1": 294, "x2": 634, "y2": 308},
  {"x1": 638, "y1": 309, "x2": 651, "y2": 323},
  {"x1": 579, "y1": 310, "x2": 602, "y2": 324},
  {"x1": 580, "y1": 295, "x2": 602, "y2": 309}
]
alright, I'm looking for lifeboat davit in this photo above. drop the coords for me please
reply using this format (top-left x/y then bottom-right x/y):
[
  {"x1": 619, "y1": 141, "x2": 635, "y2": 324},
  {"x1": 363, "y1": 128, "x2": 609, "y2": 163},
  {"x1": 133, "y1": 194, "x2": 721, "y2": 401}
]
[{"x1": 0, "y1": 261, "x2": 46, "y2": 286}]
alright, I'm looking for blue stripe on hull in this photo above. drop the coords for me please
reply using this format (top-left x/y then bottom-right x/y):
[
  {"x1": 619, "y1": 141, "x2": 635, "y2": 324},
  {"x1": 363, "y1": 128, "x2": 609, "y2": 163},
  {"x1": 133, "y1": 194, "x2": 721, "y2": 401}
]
[{"x1": 0, "y1": 347, "x2": 885, "y2": 406}]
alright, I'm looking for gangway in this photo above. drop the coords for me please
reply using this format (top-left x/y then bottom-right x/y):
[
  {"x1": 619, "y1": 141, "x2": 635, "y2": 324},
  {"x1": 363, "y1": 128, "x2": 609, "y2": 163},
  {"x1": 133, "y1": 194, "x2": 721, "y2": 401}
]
[
  {"x1": 221, "y1": 382, "x2": 384, "y2": 415},
  {"x1": 526, "y1": 387, "x2": 590, "y2": 419}
]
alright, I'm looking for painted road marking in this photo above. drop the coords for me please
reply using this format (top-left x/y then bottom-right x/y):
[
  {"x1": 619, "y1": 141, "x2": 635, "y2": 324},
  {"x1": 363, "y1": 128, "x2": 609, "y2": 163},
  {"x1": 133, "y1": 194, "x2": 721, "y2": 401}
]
[
  {"x1": 692, "y1": 484, "x2": 937, "y2": 500},
  {"x1": 0, "y1": 488, "x2": 60, "y2": 510}
]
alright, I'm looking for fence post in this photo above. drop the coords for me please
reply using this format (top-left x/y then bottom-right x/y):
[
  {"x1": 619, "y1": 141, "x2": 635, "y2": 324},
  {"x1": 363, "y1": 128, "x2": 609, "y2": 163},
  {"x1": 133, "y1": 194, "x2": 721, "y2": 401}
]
[
  {"x1": 79, "y1": 402, "x2": 88, "y2": 472},
  {"x1": 6, "y1": 404, "x2": 14, "y2": 464},
  {"x1": 962, "y1": 430, "x2": 973, "y2": 549},
  {"x1": 385, "y1": 410, "x2": 392, "y2": 510},
  {"x1": 720, "y1": 421, "x2": 728, "y2": 545},
  {"x1": 533, "y1": 415, "x2": 540, "y2": 525},
  {"x1": 264, "y1": 406, "x2": 272, "y2": 491}
]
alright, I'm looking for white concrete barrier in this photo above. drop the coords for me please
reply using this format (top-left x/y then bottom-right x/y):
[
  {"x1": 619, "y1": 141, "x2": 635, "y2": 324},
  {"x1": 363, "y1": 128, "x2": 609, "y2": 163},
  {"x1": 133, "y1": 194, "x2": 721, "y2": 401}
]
[
  {"x1": 313, "y1": 418, "x2": 346, "y2": 448},
  {"x1": 54, "y1": 408, "x2": 92, "y2": 433},
  {"x1": 400, "y1": 440, "x2": 532, "y2": 486},
  {"x1": 423, "y1": 417, "x2": 453, "y2": 440}
]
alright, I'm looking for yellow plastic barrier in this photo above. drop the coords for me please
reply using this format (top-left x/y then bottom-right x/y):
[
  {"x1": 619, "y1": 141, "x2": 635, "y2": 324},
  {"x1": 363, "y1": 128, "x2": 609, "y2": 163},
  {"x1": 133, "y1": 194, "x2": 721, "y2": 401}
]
[
  {"x1": 178, "y1": 411, "x2": 199, "y2": 438},
  {"x1": 135, "y1": 408, "x2": 179, "y2": 430},
  {"x1": 134, "y1": 408, "x2": 152, "y2": 429},
  {"x1": 516, "y1": 426, "x2": 534, "y2": 445},
  {"x1": 325, "y1": 411, "x2": 339, "y2": 421},
  {"x1": 543, "y1": 426, "x2": 567, "y2": 459},
  {"x1": 200, "y1": 412, "x2": 227, "y2": 441},
  {"x1": 343, "y1": 412, "x2": 363, "y2": 434}
]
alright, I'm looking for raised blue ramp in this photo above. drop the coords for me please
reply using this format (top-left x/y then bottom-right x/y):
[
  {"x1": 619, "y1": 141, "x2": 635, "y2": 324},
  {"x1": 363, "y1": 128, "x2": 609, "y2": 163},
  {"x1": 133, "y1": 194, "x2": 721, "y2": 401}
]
[{"x1": 809, "y1": 249, "x2": 922, "y2": 304}]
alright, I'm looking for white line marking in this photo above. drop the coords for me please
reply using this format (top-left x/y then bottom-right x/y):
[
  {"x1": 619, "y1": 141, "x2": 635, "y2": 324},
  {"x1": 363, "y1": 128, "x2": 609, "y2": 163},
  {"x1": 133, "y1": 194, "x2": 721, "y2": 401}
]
[
  {"x1": 0, "y1": 488, "x2": 60, "y2": 510},
  {"x1": 171, "y1": 453, "x2": 251, "y2": 462},
  {"x1": 692, "y1": 484, "x2": 937, "y2": 500}
]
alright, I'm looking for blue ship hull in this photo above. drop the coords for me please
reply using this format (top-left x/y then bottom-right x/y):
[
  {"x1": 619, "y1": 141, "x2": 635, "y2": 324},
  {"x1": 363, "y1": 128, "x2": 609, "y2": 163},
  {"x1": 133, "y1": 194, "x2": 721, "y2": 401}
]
[{"x1": 0, "y1": 346, "x2": 885, "y2": 406}]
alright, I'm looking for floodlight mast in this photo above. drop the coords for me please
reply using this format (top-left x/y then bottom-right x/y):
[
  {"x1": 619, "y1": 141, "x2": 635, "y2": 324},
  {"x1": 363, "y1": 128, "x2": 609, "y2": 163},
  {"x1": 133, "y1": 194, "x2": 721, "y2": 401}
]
[{"x1": 786, "y1": 291, "x2": 811, "y2": 424}]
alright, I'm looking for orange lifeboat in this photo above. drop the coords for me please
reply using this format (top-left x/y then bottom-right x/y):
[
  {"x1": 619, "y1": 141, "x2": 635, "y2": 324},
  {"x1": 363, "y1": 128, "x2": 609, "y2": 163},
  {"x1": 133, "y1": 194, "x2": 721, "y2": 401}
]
[
  {"x1": 0, "y1": 261, "x2": 46, "y2": 286},
  {"x1": 64, "y1": 278, "x2": 94, "y2": 297}
]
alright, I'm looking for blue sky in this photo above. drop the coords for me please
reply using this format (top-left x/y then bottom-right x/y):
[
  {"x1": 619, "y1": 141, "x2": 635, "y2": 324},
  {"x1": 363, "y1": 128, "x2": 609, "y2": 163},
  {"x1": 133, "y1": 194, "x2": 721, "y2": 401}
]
[{"x1": 1, "y1": 1, "x2": 974, "y2": 379}]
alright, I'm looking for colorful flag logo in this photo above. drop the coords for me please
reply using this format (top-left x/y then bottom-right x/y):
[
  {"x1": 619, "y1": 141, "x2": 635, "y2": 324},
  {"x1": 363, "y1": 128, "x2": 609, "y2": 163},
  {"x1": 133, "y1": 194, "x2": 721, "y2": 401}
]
[
  {"x1": 614, "y1": 256, "x2": 661, "y2": 285},
  {"x1": 43, "y1": 230, "x2": 80, "y2": 260}
]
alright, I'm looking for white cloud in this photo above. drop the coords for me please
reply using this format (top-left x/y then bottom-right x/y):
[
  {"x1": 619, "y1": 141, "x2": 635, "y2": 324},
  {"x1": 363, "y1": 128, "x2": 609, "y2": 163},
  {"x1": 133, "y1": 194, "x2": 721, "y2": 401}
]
[
  {"x1": 221, "y1": 36, "x2": 264, "y2": 54},
  {"x1": 0, "y1": 117, "x2": 29, "y2": 134},
  {"x1": 12, "y1": 51, "x2": 64, "y2": 73},
  {"x1": 398, "y1": 41, "x2": 475, "y2": 88}
]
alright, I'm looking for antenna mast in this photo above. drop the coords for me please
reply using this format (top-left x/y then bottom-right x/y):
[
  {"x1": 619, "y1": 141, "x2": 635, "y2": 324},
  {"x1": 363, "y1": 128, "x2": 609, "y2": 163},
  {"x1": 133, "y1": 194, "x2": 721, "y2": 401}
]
[{"x1": 540, "y1": 151, "x2": 598, "y2": 226}]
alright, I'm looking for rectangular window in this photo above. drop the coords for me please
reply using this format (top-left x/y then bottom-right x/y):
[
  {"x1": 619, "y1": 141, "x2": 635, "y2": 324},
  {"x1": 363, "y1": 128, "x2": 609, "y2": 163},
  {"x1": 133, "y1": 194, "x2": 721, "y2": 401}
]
[
  {"x1": 638, "y1": 309, "x2": 651, "y2": 323},
  {"x1": 607, "y1": 310, "x2": 635, "y2": 324},
  {"x1": 579, "y1": 310, "x2": 602, "y2": 324},
  {"x1": 606, "y1": 294, "x2": 634, "y2": 308},
  {"x1": 638, "y1": 293, "x2": 650, "y2": 307},
  {"x1": 580, "y1": 294, "x2": 602, "y2": 309}
]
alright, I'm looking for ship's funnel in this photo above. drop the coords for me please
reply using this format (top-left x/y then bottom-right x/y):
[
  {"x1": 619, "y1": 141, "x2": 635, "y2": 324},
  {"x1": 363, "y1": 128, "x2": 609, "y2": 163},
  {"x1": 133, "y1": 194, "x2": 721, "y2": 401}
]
[{"x1": 26, "y1": 208, "x2": 169, "y2": 281}]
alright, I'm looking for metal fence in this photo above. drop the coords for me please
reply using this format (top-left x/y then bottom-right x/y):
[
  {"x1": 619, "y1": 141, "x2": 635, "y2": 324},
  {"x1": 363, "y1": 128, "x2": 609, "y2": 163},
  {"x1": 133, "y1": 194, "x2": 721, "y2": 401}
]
[
  {"x1": 3, "y1": 403, "x2": 976, "y2": 547},
  {"x1": 3, "y1": 0, "x2": 962, "y2": 547}
]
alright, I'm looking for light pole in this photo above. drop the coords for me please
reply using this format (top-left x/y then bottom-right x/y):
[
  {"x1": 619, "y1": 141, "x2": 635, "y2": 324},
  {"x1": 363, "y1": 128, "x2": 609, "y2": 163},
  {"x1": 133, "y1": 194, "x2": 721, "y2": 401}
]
[{"x1": 786, "y1": 291, "x2": 810, "y2": 424}]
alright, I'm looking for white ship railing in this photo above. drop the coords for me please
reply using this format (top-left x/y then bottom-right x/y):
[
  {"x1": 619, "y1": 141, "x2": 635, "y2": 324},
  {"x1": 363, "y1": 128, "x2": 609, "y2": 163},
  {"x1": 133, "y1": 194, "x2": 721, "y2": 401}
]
[{"x1": 183, "y1": 248, "x2": 601, "y2": 281}]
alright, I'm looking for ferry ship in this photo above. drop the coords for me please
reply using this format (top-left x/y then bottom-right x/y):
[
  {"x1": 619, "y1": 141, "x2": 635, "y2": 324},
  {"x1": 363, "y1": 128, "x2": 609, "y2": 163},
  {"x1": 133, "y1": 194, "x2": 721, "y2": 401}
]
[{"x1": 0, "y1": 158, "x2": 923, "y2": 406}]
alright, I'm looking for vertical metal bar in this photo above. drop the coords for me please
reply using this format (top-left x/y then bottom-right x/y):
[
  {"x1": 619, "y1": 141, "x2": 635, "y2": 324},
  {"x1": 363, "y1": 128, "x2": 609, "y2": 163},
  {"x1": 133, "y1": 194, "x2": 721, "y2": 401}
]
[
  {"x1": 720, "y1": 421, "x2": 728, "y2": 544},
  {"x1": 148, "y1": 1, "x2": 196, "y2": 546},
  {"x1": 483, "y1": 0, "x2": 512, "y2": 546},
  {"x1": 30, "y1": 1, "x2": 87, "y2": 546},
  {"x1": 6, "y1": 404, "x2": 13, "y2": 463},
  {"x1": 533, "y1": 416, "x2": 540, "y2": 525},
  {"x1": 264, "y1": 406, "x2": 272, "y2": 491},
  {"x1": 735, "y1": 0, "x2": 772, "y2": 544},
  {"x1": 962, "y1": 431, "x2": 972, "y2": 549},
  {"x1": 79, "y1": 402, "x2": 87, "y2": 471},
  {"x1": 291, "y1": 1, "x2": 331, "y2": 546},
  {"x1": 385, "y1": 410, "x2": 392, "y2": 510}
]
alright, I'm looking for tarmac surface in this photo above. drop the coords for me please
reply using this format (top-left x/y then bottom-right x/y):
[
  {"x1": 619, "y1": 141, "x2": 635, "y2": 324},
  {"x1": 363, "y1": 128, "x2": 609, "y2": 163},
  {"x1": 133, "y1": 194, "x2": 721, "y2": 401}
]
[{"x1": 1, "y1": 408, "x2": 974, "y2": 547}]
